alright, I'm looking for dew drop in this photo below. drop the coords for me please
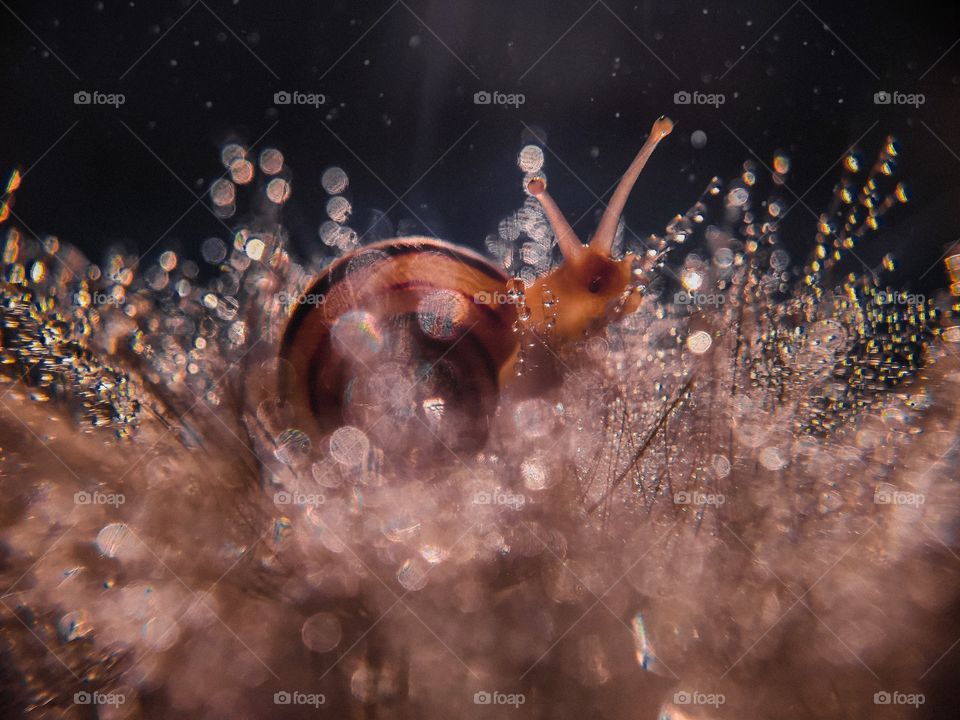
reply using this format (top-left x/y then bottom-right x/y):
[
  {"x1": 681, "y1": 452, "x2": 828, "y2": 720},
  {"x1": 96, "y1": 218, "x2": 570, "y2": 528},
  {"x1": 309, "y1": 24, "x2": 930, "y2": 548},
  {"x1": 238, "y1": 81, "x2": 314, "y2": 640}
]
[
  {"x1": 159, "y1": 250, "x2": 177, "y2": 272},
  {"x1": 417, "y1": 289, "x2": 469, "y2": 340},
  {"x1": 326, "y1": 196, "x2": 352, "y2": 223},
  {"x1": 301, "y1": 612, "x2": 342, "y2": 653},
  {"x1": 229, "y1": 159, "x2": 254, "y2": 185},
  {"x1": 266, "y1": 178, "x2": 291, "y2": 204},
  {"x1": 220, "y1": 143, "x2": 246, "y2": 168},
  {"x1": 329, "y1": 426, "x2": 370, "y2": 466},
  {"x1": 517, "y1": 144, "x2": 544, "y2": 173},
  {"x1": 201, "y1": 237, "x2": 227, "y2": 264},
  {"x1": 521, "y1": 458, "x2": 550, "y2": 491},
  {"x1": 321, "y1": 166, "x2": 349, "y2": 194},
  {"x1": 759, "y1": 446, "x2": 787, "y2": 470},
  {"x1": 727, "y1": 187, "x2": 749, "y2": 207},
  {"x1": 712, "y1": 454, "x2": 731, "y2": 478},
  {"x1": 397, "y1": 557, "x2": 429, "y2": 591},
  {"x1": 210, "y1": 179, "x2": 236, "y2": 207},
  {"x1": 686, "y1": 330, "x2": 712, "y2": 354},
  {"x1": 245, "y1": 237, "x2": 266, "y2": 261},
  {"x1": 258, "y1": 148, "x2": 284, "y2": 175},
  {"x1": 770, "y1": 248, "x2": 790, "y2": 271},
  {"x1": 96, "y1": 523, "x2": 130, "y2": 558},
  {"x1": 275, "y1": 428, "x2": 312, "y2": 465}
]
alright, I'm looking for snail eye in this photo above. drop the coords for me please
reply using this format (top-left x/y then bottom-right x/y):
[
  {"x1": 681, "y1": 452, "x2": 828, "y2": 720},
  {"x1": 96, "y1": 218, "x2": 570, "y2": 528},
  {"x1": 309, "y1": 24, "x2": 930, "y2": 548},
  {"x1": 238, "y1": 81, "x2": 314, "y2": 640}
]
[{"x1": 583, "y1": 259, "x2": 617, "y2": 295}]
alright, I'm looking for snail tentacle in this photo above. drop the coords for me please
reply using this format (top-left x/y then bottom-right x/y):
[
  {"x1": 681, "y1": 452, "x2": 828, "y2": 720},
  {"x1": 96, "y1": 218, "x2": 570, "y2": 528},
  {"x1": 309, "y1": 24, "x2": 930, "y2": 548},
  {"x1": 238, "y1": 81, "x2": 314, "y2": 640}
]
[{"x1": 591, "y1": 115, "x2": 674, "y2": 257}]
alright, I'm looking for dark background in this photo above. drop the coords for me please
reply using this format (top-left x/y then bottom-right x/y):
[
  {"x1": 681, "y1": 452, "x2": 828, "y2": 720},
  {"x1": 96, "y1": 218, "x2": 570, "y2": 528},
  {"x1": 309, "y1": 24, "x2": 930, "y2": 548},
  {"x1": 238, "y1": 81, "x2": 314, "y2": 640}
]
[{"x1": 0, "y1": 0, "x2": 958, "y2": 287}]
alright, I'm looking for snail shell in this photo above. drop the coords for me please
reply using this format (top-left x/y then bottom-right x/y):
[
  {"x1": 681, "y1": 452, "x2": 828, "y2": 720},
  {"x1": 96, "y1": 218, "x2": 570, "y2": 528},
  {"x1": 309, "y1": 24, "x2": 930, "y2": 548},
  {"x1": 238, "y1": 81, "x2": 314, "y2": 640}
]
[
  {"x1": 280, "y1": 117, "x2": 675, "y2": 458},
  {"x1": 280, "y1": 237, "x2": 516, "y2": 456}
]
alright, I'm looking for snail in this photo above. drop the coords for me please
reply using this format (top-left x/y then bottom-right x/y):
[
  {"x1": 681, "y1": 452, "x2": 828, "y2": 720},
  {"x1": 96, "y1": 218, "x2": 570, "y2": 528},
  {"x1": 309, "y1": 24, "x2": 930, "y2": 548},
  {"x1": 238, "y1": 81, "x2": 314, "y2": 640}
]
[{"x1": 280, "y1": 116, "x2": 674, "y2": 457}]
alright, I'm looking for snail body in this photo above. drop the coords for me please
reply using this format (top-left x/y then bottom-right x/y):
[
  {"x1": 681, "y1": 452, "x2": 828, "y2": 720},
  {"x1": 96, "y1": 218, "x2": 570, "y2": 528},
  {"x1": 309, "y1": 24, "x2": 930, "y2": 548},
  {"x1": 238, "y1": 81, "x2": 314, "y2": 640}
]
[{"x1": 280, "y1": 117, "x2": 674, "y2": 456}]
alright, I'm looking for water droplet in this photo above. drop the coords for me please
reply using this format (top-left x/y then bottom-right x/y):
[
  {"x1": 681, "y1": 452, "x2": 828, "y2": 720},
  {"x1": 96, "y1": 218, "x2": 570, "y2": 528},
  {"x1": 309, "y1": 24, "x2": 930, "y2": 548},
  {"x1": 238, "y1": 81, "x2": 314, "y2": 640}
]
[
  {"x1": 229, "y1": 159, "x2": 254, "y2": 185},
  {"x1": 259, "y1": 148, "x2": 284, "y2": 175},
  {"x1": 210, "y1": 179, "x2": 235, "y2": 207},
  {"x1": 517, "y1": 145, "x2": 544, "y2": 173},
  {"x1": 686, "y1": 330, "x2": 712, "y2": 354},
  {"x1": 770, "y1": 248, "x2": 790, "y2": 271},
  {"x1": 759, "y1": 446, "x2": 787, "y2": 470},
  {"x1": 321, "y1": 166, "x2": 349, "y2": 194},
  {"x1": 397, "y1": 557, "x2": 429, "y2": 591},
  {"x1": 159, "y1": 250, "x2": 177, "y2": 272},
  {"x1": 329, "y1": 426, "x2": 370, "y2": 466},
  {"x1": 245, "y1": 237, "x2": 266, "y2": 261},
  {"x1": 220, "y1": 143, "x2": 246, "y2": 168},
  {"x1": 266, "y1": 178, "x2": 291, "y2": 204},
  {"x1": 727, "y1": 187, "x2": 749, "y2": 207},
  {"x1": 326, "y1": 196, "x2": 352, "y2": 223},
  {"x1": 521, "y1": 458, "x2": 550, "y2": 490},
  {"x1": 96, "y1": 523, "x2": 130, "y2": 558},
  {"x1": 275, "y1": 428, "x2": 312, "y2": 465},
  {"x1": 417, "y1": 289, "x2": 469, "y2": 340},
  {"x1": 301, "y1": 612, "x2": 342, "y2": 652},
  {"x1": 201, "y1": 237, "x2": 227, "y2": 264},
  {"x1": 712, "y1": 454, "x2": 731, "y2": 478}
]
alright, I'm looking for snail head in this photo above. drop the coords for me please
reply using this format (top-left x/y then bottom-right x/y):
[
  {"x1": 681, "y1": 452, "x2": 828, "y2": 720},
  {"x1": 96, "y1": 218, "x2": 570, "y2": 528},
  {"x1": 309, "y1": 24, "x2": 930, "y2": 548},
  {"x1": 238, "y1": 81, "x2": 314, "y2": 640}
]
[{"x1": 522, "y1": 116, "x2": 674, "y2": 343}]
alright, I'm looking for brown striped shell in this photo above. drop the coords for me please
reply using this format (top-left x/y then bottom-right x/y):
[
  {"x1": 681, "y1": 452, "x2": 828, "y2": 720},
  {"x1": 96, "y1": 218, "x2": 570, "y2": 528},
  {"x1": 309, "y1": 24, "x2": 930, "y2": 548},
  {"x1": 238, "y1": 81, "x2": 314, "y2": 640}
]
[{"x1": 280, "y1": 237, "x2": 516, "y2": 456}]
